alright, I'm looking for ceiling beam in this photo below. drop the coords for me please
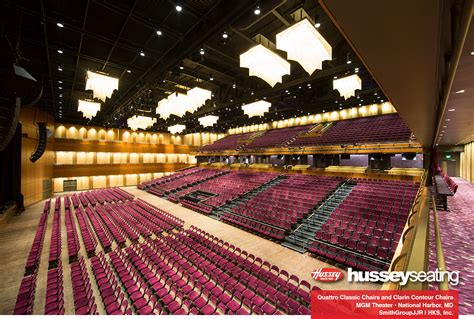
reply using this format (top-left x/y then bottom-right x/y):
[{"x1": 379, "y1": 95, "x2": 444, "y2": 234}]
[
  {"x1": 68, "y1": 0, "x2": 90, "y2": 117},
  {"x1": 101, "y1": 0, "x2": 138, "y2": 71},
  {"x1": 100, "y1": 0, "x2": 256, "y2": 126},
  {"x1": 39, "y1": 0, "x2": 56, "y2": 119}
]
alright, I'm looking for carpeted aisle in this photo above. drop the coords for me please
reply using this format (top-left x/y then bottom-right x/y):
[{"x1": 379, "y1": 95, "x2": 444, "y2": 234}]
[{"x1": 430, "y1": 178, "x2": 474, "y2": 315}]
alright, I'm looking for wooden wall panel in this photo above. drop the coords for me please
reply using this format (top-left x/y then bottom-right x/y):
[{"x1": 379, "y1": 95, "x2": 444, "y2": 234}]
[
  {"x1": 54, "y1": 138, "x2": 198, "y2": 153},
  {"x1": 20, "y1": 107, "x2": 54, "y2": 206},
  {"x1": 53, "y1": 163, "x2": 192, "y2": 178},
  {"x1": 460, "y1": 142, "x2": 473, "y2": 182}
]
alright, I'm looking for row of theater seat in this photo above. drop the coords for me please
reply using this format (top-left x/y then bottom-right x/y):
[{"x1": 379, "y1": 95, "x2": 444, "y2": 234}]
[
  {"x1": 308, "y1": 180, "x2": 418, "y2": 270},
  {"x1": 15, "y1": 185, "x2": 318, "y2": 315},
  {"x1": 148, "y1": 169, "x2": 225, "y2": 197},
  {"x1": 44, "y1": 262, "x2": 65, "y2": 314},
  {"x1": 226, "y1": 175, "x2": 341, "y2": 235},
  {"x1": 200, "y1": 114, "x2": 412, "y2": 151},
  {"x1": 171, "y1": 171, "x2": 278, "y2": 213},
  {"x1": 14, "y1": 200, "x2": 52, "y2": 314},
  {"x1": 139, "y1": 167, "x2": 202, "y2": 190},
  {"x1": 48, "y1": 199, "x2": 62, "y2": 266}
]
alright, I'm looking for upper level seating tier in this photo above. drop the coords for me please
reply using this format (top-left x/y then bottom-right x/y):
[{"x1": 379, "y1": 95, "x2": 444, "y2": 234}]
[
  {"x1": 290, "y1": 114, "x2": 411, "y2": 147},
  {"x1": 199, "y1": 114, "x2": 413, "y2": 151},
  {"x1": 244, "y1": 125, "x2": 313, "y2": 150},
  {"x1": 200, "y1": 132, "x2": 254, "y2": 151}
]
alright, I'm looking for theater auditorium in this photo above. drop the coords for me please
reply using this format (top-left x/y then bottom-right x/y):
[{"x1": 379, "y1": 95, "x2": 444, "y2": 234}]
[{"x1": 0, "y1": 0, "x2": 472, "y2": 316}]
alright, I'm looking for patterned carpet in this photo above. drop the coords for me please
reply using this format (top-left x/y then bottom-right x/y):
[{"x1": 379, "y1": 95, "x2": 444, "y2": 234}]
[{"x1": 429, "y1": 178, "x2": 474, "y2": 315}]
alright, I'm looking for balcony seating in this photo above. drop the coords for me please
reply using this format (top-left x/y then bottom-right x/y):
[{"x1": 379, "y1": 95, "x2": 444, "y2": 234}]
[
  {"x1": 200, "y1": 114, "x2": 413, "y2": 152},
  {"x1": 201, "y1": 132, "x2": 254, "y2": 151},
  {"x1": 308, "y1": 179, "x2": 419, "y2": 271},
  {"x1": 244, "y1": 125, "x2": 312, "y2": 149},
  {"x1": 223, "y1": 175, "x2": 341, "y2": 240},
  {"x1": 70, "y1": 257, "x2": 97, "y2": 314},
  {"x1": 289, "y1": 114, "x2": 411, "y2": 147}
]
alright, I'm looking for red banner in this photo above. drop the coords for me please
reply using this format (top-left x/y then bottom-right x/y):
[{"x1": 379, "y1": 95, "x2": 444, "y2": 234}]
[{"x1": 311, "y1": 290, "x2": 458, "y2": 319}]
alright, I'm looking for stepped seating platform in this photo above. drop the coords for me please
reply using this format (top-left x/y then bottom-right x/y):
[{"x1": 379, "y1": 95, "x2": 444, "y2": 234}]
[
  {"x1": 244, "y1": 125, "x2": 313, "y2": 150},
  {"x1": 201, "y1": 132, "x2": 254, "y2": 151},
  {"x1": 147, "y1": 169, "x2": 225, "y2": 197},
  {"x1": 282, "y1": 182, "x2": 355, "y2": 253},
  {"x1": 289, "y1": 114, "x2": 412, "y2": 147},
  {"x1": 138, "y1": 167, "x2": 201, "y2": 190},
  {"x1": 307, "y1": 179, "x2": 419, "y2": 271},
  {"x1": 169, "y1": 171, "x2": 279, "y2": 214},
  {"x1": 222, "y1": 175, "x2": 342, "y2": 241},
  {"x1": 199, "y1": 114, "x2": 414, "y2": 152}
]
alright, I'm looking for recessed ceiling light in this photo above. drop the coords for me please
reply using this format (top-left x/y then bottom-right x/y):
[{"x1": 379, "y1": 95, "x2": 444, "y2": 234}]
[
  {"x1": 57, "y1": 49, "x2": 63, "y2": 54},
  {"x1": 57, "y1": 22, "x2": 64, "y2": 28},
  {"x1": 199, "y1": 48, "x2": 205, "y2": 55},
  {"x1": 455, "y1": 89, "x2": 465, "y2": 94},
  {"x1": 222, "y1": 32, "x2": 228, "y2": 39},
  {"x1": 58, "y1": 80, "x2": 62, "y2": 84},
  {"x1": 445, "y1": 119, "x2": 451, "y2": 121},
  {"x1": 471, "y1": 51, "x2": 474, "y2": 56},
  {"x1": 179, "y1": 66, "x2": 184, "y2": 70},
  {"x1": 58, "y1": 66, "x2": 63, "y2": 71},
  {"x1": 58, "y1": 86, "x2": 62, "y2": 89},
  {"x1": 176, "y1": 5, "x2": 182, "y2": 12},
  {"x1": 448, "y1": 108, "x2": 455, "y2": 111},
  {"x1": 315, "y1": 22, "x2": 321, "y2": 28},
  {"x1": 209, "y1": 76, "x2": 214, "y2": 81},
  {"x1": 126, "y1": 69, "x2": 131, "y2": 73},
  {"x1": 59, "y1": 101, "x2": 62, "y2": 104},
  {"x1": 333, "y1": 76, "x2": 337, "y2": 79},
  {"x1": 443, "y1": 125, "x2": 447, "y2": 128},
  {"x1": 156, "y1": 30, "x2": 162, "y2": 36},
  {"x1": 140, "y1": 51, "x2": 145, "y2": 57},
  {"x1": 254, "y1": 6, "x2": 261, "y2": 15}
]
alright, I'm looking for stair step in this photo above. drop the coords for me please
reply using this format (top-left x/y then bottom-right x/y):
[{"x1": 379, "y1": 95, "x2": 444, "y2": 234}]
[{"x1": 281, "y1": 242, "x2": 307, "y2": 253}]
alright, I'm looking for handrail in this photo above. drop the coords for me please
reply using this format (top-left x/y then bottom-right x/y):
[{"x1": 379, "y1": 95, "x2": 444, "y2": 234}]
[
  {"x1": 382, "y1": 170, "x2": 429, "y2": 290},
  {"x1": 432, "y1": 195, "x2": 449, "y2": 290}
]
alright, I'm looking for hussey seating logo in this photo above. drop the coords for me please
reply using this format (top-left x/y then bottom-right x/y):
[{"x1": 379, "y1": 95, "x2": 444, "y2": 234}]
[{"x1": 311, "y1": 268, "x2": 344, "y2": 282}]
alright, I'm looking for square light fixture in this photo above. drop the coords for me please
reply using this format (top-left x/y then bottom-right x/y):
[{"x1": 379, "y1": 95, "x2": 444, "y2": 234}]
[
  {"x1": 241, "y1": 100, "x2": 271, "y2": 117},
  {"x1": 168, "y1": 124, "x2": 186, "y2": 134},
  {"x1": 127, "y1": 115, "x2": 156, "y2": 131},
  {"x1": 198, "y1": 115, "x2": 219, "y2": 127},
  {"x1": 240, "y1": 44, "x2": 290, "y2": 87},
  {"x1": 85, "y1": 71, "x2": 119, "y2": 102},
  {"x1": 78, "y1": 99, "x2": 101, "y2": 119},
  {"x1": 333, "y1": 74, "x2": 362, "y2": 99},
  {"x1": 276, "y1": 18, "x2": 332, "y2": 74}
]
